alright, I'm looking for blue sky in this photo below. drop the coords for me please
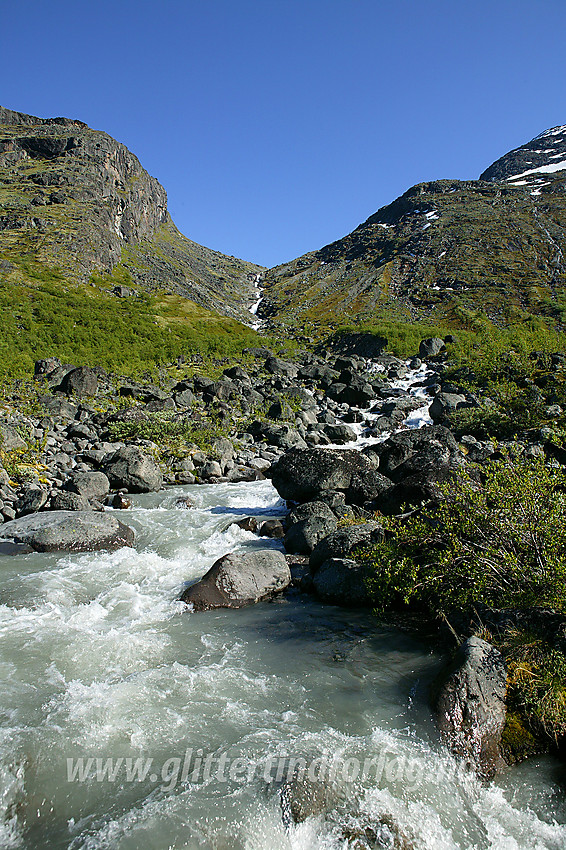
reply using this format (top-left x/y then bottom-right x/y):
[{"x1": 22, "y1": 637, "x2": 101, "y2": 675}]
[{"x1": 2, "y1": 1, "x2": 566, "y2": 268}]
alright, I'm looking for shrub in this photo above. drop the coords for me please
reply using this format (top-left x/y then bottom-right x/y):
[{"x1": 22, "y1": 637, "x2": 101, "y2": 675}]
[{"x1": 359, "y1": 456, "x2": 566, "y2": 615}]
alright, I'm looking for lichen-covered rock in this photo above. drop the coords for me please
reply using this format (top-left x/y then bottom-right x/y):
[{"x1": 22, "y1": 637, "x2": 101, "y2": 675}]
[
  {"x1": 270, "y1": 448, "x2": 390, "y2": 505},
  {"x1": 0, "y1": 510, "x2": 134, "y2": 552},
  {"x1": 101, "y1": 446, "x2": 163, "y2": 492}
]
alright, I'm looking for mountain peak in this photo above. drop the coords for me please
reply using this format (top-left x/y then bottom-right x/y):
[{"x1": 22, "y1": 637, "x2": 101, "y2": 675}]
[{"x1": 480, "y1": 125, "x2": 566, "y2": 190}]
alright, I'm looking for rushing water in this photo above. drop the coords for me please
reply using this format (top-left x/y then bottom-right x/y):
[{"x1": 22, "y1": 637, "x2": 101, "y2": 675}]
[
  {"x1": 2, "y1": 362, "x2": 566, "y2": 848},
  {"x1": 0, "y1": 479, "x2": 565, "y2": 849}
]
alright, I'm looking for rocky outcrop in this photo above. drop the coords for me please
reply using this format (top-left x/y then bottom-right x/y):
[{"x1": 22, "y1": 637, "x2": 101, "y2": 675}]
[
  {"x1": 180, "y1": 550, "x2": 291, "y2": 610},
  {"x1": 433, "y1": 637, "x2": 507, "y2": 776},
  {"x1": 0, "y1": 106, "x2": 261, "y2": 320},
  {"x1": 0, "y1": 510, "x2": 134, "y2": 552}
]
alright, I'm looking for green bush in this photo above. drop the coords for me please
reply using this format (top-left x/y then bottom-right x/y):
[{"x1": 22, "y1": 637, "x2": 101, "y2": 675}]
[
  {"x1": 359, "y1": 456, "x2": 566, "y2": 614},
  {"x1": 107, "y1": 411, "x2": 229, "y2": 456}
]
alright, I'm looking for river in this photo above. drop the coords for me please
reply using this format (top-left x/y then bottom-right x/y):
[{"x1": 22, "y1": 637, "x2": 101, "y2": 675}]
[{"x1": 1, "y1": 361, "x2": 566, "y2": 848}]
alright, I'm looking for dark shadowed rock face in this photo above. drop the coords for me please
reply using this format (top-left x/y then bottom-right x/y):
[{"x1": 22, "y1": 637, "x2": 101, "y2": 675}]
[
  {"x1": 309, "y1": 523, "x2": 384, "y2": 571},
  {"x1": 312, "y1": 558, "x2": 373, "y2": 606},
  {"x1": 433, "y1": 637, "x2": 507, "y2": 776},
  {"x1": 180, "y1": 550, "x2": 291, "y2": 611},
  {"x1": 0, "y1": 510, "x2": 134, "y2": 552}
]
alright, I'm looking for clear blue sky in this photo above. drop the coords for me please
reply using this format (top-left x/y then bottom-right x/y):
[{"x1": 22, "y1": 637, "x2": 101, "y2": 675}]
[{"x1": 2, "y1": 1, "x2": 566, "y2": 268}]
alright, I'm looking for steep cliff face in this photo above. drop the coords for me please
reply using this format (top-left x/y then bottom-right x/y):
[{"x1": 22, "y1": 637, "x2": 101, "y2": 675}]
[
  {"x1": 0, "y1": 107, "x2": 261, "y2": 320},
  {"x1": 258, "y1": 127, "x2": 566, "y2": 332}
]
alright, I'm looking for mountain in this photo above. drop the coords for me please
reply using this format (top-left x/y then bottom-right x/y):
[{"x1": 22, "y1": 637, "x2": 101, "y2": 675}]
[
  {"x1": 258, "y1": 127, "x2": 566, "y2": 334},
  {"x1": 0, "y1": 106, "x2": 261, "y2": 322}
]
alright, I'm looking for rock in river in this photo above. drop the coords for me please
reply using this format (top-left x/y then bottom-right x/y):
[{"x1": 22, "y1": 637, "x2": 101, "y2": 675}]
[
  {"x1": 433, "y1": 636, "x2": 507, "y2": 776},
  {"x1": 0, "y1": 510, "x2": 135, "y2": 553},
  {"x1": 180, "y1": 550, "x2": 291, "y2": 611}
]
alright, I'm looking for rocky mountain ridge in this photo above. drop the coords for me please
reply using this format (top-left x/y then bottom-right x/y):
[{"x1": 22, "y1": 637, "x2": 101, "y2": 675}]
[
  {"x1": 258, "y1": 126, "x2": 566, "y2": 333},
  {"x1": 0, "y1": 106, "x2": 261, "y2": 321}
]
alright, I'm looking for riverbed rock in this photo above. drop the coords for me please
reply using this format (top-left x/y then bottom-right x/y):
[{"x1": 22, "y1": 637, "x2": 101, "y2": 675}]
[
  {"x1": 64, "y1": 470, "x2": 110, "y2": 501},
  {"x1": 0, "y1": 510, "x2": 134, "y2": 552},
  {"x1": 284, "y1": 514, "x2": 338, "y2": 555},
  {"x1": 101, "y1": 445, "x2": 163, "y2": 492},
  {"x1": 270, "y1": 448, "x2": 391, "y2": 506},
  {"x1": 312, "y1": 557, "x2": 373, "y2": 606},
  {"x1": 433, "y1": 636, "x2": 507, "y2": 776},
  {"x1": 180, "y1": 550, "x2": 291, "y2": 611},
  {"x1": 310, "y1": 523, "x2": 384, "y2": 571}
]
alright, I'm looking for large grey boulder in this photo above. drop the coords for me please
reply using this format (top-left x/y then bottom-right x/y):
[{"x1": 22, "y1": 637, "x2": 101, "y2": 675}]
[
  {"x1": 0, "y1": 510, "x2": 134, "y2": 553},
  {"x1": 65, "y1": 471, "x2": 110, "y2": 501},
  {"x1": 180, "y1": 550, "x2": 291, "y2": 611},
  {"x1": 270, "y1": 448, "x2": 391, "y2": 505},
  {"x1": 101, "y1": 446, "x2": 163, "y2": 492},
  {"x1": 419, "y1": 337, "x2": 445, "y2": 358},
  {"x1": 248, "y1": 422, "x2": 307, "y2": 450},
  {"x1": 284, "y1": 514, "x2": 338, "y2": 555},
  {"x1": 429, "y1": 392, "x2": 468, "y2": 422},
  {"x1": 433, "y1": 637, "x2": 507, "y2": 776},
  {"x1": 59, "y1": 365, "x2": 99, "y2": 397}
]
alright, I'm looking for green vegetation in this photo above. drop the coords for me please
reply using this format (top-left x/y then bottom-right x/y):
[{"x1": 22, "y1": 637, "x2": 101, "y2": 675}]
[
  {"x1": 106, "y1": 410, "x2": 230, "y2": 457},
  {"x1": 358, "y1": 456, "x2": 566, "y2": 747},
  {"x1": 0, "y1": 433, "x2": 48, "y2": 484},
  {"x1": 0, "y1": 274, "x2": 260, "y2": 379},
  {"x1": 360, "y1": 457, "x2": 566, "y2": 614},
  {"x1": 503, "y1": 632, "x2": 566, "y2": 745}
]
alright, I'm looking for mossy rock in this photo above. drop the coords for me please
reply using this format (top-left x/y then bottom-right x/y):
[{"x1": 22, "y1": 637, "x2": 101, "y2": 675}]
[{"x1": 500, "y1": 711, "x2": 541, "y2": 764}]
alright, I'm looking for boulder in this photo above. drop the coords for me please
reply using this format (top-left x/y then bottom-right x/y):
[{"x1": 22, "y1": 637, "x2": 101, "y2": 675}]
[
  {"x1": 323, "y1": 423, "x2": 358, "y2": 444},
  {"x1": 59, "y1": 366, "x2": 99, "y2": 397},
  {"x1": 433, "y1": 636, "x2": 507, "y2": 776},
  {"x1": 180, "y1": 550, "x2": 291, "y2": 611},
  {"x1": 49, "y1": 491, "x2": 92, "y2": 512},
  {"x1": 310, "y1": 523, "x2": 384, "y2": 571},
  {"x1": 0, "y1": 510, "x2": 134, "y2": 552},
  {"x1": 101, "y1": 446, "x2": 163, "y2": 492},
  {"x1": 258, "y1": 519, "x2": 285, "y2": 538},
  {"x1": 419, "y1": 337, "x2": 445, "y2": 358},
  {"x1": 363, "y1": 426, "x2": 460, "y2": 481},
  {"x1": 14, "y1": 485, "x2": 48, "y2": 516},
  {"x1": 0, "y1": 424, "x2": 26, "y2": 451},
  {"x1": 284, "y1": 514, "x2": 338, "y2": 555},
  {"x1": 248, "y1": 422, "x2": 307, "y2": 450},
  {"x1": 363, "y1": 426, "x2": 464, "y2": 514},
  {"x1": 265, "y1": 356, "x2": 299, "y2": 378},
  {"x1": 429, "y1": 392, "x2": 468, "y2": 422},
  {"x1": 34, "y1": 356, "x2": 62, "y2": 377},
  {"x1": 312, "y1": 558, "x2": 373, "y2": 606},
  {"x1": 64, "y1": 471, "x2": 110, "y2": 501},
  {"x1": 270, "y1": 448, "x2": 391, "y2": 505}
]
